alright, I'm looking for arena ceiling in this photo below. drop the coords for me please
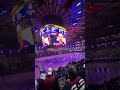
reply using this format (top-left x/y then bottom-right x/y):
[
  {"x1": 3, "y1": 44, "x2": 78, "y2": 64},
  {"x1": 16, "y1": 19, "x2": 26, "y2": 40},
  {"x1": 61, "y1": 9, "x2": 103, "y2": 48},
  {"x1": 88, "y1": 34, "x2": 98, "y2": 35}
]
[
  {"x1": 34, "y1": 0, "x2": 85, "y2": 45},
  {"x1": 0, "y1": 0, "x2": 85, "y2": 48},
  {"x1": 0, "y1": 0, "x2": 120, "y2": 48}
]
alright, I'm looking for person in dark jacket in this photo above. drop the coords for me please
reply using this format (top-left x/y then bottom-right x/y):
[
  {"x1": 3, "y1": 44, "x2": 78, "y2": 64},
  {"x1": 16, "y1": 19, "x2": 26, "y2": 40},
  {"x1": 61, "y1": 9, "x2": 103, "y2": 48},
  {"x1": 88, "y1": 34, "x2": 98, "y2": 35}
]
[
  {"x1": 64, "y1": 65, "x2": 85, "y2": 90},
  {"x1": 37, "y1": 71, "x2": 46, "y2": 90},
  {"x1": 54, "y1": 67, "x2": 69, "y2": 90}
]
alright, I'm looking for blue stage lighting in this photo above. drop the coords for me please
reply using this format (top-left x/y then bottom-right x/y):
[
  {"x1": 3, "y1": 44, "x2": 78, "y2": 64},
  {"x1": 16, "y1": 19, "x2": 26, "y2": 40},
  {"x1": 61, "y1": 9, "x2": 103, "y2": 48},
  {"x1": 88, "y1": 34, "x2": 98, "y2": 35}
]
[
  {"x1": 35, "y1": 30, "x2": 39, "y2": 32},
  {"x1": 77, "y1": 11, "x2": 82, "y2": 14},
  {"x1": 76, "y1": 2, "x2": 81, "y2": 7},
  {"x1": 69, "y1": 2, "x2": 82, "y2": 13},
  {"x1": 76, "y1": 18, "x2": 80, "y2": 20},
  {"x1": 73, "y1": 23, "x2": 77, "y2": 25}
]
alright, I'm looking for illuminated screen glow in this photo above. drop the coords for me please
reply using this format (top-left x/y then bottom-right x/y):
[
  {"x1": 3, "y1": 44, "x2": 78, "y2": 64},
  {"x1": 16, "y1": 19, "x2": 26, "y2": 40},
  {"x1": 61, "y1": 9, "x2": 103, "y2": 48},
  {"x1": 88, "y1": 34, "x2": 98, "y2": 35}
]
[{"x1": 40, "y1": 24, "x2": 67, "y2": 47}]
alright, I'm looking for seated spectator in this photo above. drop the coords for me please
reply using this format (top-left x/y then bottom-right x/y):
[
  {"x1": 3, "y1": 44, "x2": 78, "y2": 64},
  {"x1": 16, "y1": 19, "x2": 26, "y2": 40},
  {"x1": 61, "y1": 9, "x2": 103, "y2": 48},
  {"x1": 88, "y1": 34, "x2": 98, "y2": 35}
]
[{"x1": 64, "y1": 65, "x2": 85, "y2": 90}]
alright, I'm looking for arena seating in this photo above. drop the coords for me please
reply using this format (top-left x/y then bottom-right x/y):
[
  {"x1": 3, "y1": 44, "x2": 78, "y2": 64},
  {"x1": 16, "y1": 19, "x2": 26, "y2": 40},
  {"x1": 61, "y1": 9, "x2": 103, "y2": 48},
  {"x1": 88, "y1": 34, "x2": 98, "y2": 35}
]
[{"x1": 0, "y1": 53, "x2": 34, "y2": 76}]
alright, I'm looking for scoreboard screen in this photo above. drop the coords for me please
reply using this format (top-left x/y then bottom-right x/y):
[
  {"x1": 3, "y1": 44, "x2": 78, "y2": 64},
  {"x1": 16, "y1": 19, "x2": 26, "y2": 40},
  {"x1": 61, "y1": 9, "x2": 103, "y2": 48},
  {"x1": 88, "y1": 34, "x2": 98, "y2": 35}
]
[{"x1": 40, "y1": 24, "x2": 67, "y2": 47}]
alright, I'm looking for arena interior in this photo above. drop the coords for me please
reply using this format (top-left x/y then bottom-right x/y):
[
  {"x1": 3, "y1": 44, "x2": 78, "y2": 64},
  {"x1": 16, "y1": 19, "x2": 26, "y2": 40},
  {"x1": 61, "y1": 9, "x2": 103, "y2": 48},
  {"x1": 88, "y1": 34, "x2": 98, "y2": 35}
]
[{"x1": 0, "y1": 0, "x2": 120, "y2": 90}]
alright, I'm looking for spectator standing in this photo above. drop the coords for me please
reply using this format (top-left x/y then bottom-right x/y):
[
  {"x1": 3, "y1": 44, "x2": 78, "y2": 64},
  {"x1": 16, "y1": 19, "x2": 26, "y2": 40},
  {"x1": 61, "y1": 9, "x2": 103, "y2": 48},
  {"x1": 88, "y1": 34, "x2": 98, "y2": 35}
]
[
  {"x1": 36, "y1": 64, "x2": 46, "y2": 90},
  {"x1": 37, "y1": 70, "x2": 46, "y2": 90},
  {"x1": 54, "y1": 67, "x2": 68, "y2": 90},
  {"x1": 44, "y1": 68, "x2": 55, "y2": 90},
  {"x1": 64, "y1": 65, "x2": 85, "y2": 90}
]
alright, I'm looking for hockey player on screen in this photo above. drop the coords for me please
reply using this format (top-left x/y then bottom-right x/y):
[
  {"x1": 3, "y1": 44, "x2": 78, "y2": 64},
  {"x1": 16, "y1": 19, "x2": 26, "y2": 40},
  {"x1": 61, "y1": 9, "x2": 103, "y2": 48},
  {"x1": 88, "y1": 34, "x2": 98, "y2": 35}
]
[
  {"x1": 57, "y1": 34, "x2": 66, "y2": 45},
  {"x1": 42, "y1": 34, "x2": 51, "y2": 47}
]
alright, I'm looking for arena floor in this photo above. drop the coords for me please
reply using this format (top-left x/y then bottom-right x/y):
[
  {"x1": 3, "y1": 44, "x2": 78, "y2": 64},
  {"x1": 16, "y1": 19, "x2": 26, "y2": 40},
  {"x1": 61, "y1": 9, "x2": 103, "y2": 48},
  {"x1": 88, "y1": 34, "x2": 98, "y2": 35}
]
[{"x1": 35, "y1": 52, "x2": 85, "y2": 79}]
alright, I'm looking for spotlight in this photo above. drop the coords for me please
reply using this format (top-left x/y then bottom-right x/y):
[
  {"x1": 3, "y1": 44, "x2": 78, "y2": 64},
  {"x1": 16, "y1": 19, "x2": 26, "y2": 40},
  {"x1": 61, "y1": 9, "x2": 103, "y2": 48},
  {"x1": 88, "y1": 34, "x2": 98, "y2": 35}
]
[
  {"x1": 76, "y1": 18, "x2": 80, "y2": 20},
  {"x1": 77, "y1": 11, "x2": 82, "y2": 14},
  {"x1": 76, "y1": 2, "x2": 81, "y2": 7},
  {"x1": 73, "y1": 23, "x2": 77, "y2": 25}
]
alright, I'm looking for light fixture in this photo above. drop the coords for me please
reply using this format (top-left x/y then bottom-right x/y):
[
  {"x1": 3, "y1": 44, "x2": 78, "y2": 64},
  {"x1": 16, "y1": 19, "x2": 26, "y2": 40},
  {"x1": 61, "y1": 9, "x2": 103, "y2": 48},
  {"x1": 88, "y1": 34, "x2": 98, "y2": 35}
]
[
  {"x1": 76, "y1": 18, "x2": 80, "y2": 20},
  {"x1": 77, "y1": 11, "x2": 82, "y2": 14},
  {"x1": 76, "y1": 2, "x2": 81, "y2": 7},
  {"x1": 73, "y1": 23, "x2": 77, "y2": 25},
  {"x1": 35, "y1": 30, "x2": 39, "y2": 32}
]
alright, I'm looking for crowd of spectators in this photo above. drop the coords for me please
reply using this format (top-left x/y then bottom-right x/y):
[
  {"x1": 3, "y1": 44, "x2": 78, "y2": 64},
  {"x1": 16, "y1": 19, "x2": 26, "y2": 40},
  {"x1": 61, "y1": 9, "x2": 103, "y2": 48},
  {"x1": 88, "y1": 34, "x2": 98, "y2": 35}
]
[
  {"x1": 35, "y1": 59, "x2": 85, "y2": 90},
  {"x1": 36, "y1": 46, "x2": 84, "y2": 57},
  {"x1": 0, "y1": 53, "x2": 34, "y2": 78},
  {"x1": 86, "y1": 47, "x2": 120, "y2": 59}
]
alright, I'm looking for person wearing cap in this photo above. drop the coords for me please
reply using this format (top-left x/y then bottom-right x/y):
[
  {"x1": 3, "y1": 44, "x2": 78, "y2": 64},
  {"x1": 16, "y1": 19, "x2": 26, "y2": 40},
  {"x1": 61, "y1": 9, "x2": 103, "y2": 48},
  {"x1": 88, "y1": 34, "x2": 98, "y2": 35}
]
[
  {"x1": 36, "y1": 64, "x2": 46, "y2": 90},
  {"x1": 43, "y1": 67, "x2": 55, "y2": 90},
  {"x1": 37, "y1": 71, "x2": 46, "y2": 90}
]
